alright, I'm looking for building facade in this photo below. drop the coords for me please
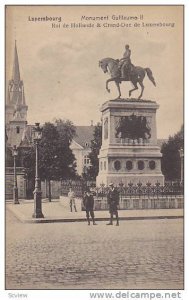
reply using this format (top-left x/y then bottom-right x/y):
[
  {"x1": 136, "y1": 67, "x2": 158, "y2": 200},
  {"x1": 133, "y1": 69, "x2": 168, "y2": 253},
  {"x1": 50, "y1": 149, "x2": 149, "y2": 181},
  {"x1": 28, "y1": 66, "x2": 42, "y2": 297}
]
[{"x1": 70, "y1": 126, "x2": 94, "y2": 176}]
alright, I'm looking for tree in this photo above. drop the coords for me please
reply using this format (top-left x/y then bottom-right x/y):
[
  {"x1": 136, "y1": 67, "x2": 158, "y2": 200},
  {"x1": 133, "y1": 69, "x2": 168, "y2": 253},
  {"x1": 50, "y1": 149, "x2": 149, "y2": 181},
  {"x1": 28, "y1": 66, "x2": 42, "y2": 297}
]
[
  {"x1": 54, "y1": 119, "x2": 77, "y2": 179},
  {"x1": 55, "y1": 119, "x2": 76, "y2": 145},
  {"x1": 87, "y1": 122, "x2": 102, "y2": 179},
  {"x1": 161, "y1": 125, "x2": 184, "y2": 181},
  {"x1": 22, "y1": 120, "x2": 77, "y2": 201}
]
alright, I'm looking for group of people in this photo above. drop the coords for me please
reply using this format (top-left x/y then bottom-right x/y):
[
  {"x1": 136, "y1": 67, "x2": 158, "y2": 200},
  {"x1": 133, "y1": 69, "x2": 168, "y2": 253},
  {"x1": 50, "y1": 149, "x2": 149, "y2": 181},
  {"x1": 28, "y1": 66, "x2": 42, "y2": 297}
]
[{"x1": 68, "y1": 183, "x2": 120, "y2": 226}]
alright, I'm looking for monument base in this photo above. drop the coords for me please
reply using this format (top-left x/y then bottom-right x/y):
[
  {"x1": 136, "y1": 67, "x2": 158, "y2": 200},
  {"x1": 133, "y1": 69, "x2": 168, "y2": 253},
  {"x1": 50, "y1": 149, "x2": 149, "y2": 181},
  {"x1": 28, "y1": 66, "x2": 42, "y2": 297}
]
[{"x1": 96, "y1": 98, "x2": 164, "y2": 187}]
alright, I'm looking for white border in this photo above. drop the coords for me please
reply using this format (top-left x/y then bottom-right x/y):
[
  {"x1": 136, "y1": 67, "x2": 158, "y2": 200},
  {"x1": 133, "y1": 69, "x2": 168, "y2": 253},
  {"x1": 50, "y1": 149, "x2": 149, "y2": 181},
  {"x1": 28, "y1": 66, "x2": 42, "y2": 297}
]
[{"x1": 1, "y1": 1, "x2": 188, "y2": 300}]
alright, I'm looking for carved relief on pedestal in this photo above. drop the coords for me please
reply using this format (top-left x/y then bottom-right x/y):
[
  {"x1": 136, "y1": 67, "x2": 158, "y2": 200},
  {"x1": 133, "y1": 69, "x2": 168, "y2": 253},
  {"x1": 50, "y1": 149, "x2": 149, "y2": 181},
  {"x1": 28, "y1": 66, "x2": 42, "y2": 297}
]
[{"x1": 114, "y1": 114, "x2": 151, "y2": 143}]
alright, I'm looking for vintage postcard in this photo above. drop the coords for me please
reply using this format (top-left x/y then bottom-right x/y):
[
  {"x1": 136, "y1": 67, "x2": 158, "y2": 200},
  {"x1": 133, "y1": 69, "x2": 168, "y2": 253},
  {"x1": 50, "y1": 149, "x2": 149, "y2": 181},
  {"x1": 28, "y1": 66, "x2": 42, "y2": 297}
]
[{"x1": 5, "y1": 4, "x2": 184, "y2": 297}]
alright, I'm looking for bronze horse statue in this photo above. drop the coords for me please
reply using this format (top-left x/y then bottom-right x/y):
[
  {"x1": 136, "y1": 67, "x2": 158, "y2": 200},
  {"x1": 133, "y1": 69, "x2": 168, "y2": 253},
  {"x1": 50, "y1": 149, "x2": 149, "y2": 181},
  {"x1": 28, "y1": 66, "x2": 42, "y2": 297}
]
[{"x1": 99, "y1": 57, "x2": 156, "y2": 99}]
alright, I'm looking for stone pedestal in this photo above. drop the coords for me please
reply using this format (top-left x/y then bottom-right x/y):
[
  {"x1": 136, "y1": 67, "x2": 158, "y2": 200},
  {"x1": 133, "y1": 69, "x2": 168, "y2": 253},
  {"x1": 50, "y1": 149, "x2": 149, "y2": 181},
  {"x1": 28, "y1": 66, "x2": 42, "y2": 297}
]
[{"x1": 96, "y1": 99, "x2": 164, "y2": 186}]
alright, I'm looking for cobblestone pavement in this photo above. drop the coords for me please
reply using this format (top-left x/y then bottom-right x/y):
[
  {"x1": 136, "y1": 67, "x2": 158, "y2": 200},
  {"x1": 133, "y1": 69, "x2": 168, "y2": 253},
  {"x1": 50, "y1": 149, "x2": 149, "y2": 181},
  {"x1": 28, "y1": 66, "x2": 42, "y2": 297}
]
[{"x1": 6, "y1": 209, "x2": 184, "y2": 290}]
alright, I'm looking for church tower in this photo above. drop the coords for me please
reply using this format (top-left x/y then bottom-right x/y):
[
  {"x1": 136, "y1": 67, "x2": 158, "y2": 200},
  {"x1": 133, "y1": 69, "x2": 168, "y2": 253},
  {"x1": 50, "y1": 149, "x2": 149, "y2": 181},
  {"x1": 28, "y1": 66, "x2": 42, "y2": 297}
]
[{"x1": 6, "y1": 41, "x2": 28, "y2": 147}]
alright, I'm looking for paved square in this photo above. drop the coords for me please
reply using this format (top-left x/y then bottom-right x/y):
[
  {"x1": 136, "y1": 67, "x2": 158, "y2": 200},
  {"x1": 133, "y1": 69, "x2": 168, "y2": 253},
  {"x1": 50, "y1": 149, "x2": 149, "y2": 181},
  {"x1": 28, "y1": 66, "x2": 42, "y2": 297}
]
[{"x1": 6, "y1": 210, "x2": 184, "y2": 289}]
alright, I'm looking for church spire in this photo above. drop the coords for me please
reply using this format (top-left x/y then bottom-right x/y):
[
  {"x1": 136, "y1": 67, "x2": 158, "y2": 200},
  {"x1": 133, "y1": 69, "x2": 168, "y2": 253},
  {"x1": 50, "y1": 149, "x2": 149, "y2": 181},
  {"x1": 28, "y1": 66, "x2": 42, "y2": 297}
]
[
  {"x1": 22, "y1": 86, "x2": 26, "y2": 105},
  {"x1": 6, "y1": 41, "x2": 28, "y2": 130},
  {"x1": 12, "y1": 40, "x2": 20, "y2": 84}
]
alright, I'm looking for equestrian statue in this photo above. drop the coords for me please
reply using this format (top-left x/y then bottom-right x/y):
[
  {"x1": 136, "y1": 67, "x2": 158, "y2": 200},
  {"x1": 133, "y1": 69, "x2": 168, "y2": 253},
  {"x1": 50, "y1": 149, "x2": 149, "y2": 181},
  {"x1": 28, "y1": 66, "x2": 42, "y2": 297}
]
[{"x1": 99, "y1": 45, "x2": 156, "y2": 100}]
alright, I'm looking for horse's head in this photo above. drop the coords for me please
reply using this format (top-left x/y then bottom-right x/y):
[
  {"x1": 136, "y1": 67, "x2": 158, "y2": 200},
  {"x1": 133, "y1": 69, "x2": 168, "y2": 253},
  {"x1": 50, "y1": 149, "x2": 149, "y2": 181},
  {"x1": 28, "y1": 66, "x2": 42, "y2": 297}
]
[{"x1": 99, "y1": 59, "x2": 108, "y2": 73}]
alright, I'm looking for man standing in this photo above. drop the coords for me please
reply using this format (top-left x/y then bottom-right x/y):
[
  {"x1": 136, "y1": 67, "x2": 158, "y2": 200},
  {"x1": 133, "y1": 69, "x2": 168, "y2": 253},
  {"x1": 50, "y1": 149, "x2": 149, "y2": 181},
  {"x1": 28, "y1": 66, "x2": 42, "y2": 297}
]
[
  {"x1": 118, "y1": 44, "x2": 132, "y2": 79},
  {"x1": 107, "y1": 183, "x2": 120, "y2": 226},
  {"x1": 83, "y1": 188, "x2": 97, "y2": 226},
  {"x1": 68, "y1": 187, "x2": 77, "y2": 212}
]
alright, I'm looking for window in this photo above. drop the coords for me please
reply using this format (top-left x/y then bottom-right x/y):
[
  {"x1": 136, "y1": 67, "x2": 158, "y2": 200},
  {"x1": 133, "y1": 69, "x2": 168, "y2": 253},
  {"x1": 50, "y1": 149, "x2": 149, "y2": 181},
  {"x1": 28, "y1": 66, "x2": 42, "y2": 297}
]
[
  {"x1": 104, "y1": 161, "x2": 106, "y2": 170},
  {"x1": 149, "y1": 160, "x2": 156, "y2": 170},
  {"x1": 114, "y1": 160, "x2": 121, "y2": 171},
  {"x1": 138, "y1": 160, "x2": 144, "y2": 170},
  {"x1": 16, "y1": 126, "x2": 20, "y2": 134},
  {"x1": 100, "y1": 161, "x2": 103, "y2": 170},
  {"x1": 84, "y1": 155, "x2": 91, "y2": 166},
  {"x1": 126, "y1": 160, "x2": 133, "y2": 170}
]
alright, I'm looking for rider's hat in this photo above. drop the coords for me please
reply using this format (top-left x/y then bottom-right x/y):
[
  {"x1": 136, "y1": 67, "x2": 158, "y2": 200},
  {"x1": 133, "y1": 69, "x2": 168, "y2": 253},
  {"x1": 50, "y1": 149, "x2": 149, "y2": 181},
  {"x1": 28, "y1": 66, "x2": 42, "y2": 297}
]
[{"x1": 125, "y1": 44, "x2": 129, "y2": 48}]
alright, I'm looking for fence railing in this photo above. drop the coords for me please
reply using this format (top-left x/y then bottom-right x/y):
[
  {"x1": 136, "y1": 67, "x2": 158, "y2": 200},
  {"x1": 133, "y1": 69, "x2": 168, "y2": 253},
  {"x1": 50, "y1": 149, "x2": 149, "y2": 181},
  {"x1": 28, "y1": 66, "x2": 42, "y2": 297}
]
[
  {"x1": 96, "y1": 181, "x2": 183, "y2": 198},
  {"x1": 60, "y1": 180, "x2": 184, "y2": 198}
]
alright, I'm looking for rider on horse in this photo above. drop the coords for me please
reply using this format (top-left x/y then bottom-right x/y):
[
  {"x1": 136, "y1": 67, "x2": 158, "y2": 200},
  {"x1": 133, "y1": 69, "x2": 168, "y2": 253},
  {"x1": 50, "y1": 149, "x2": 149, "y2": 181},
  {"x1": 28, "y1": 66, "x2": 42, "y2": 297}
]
[{"x1": 118, "y1": 44, "x2": 132, "y2": 79}]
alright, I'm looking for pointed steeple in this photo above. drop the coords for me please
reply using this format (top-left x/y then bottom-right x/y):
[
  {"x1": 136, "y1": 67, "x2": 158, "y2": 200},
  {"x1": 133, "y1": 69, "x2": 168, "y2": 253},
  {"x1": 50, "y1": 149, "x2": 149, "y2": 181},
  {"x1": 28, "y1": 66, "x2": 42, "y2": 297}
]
[
  {"x1": 12, "y1": 40, "x2": 20, "y2": 84},
  {"x1": 6, "y1": 41, "x2": 28, "y2": 132},
  {"x1": 22, "y1": 86, "x2": 26, "y2": 105}
]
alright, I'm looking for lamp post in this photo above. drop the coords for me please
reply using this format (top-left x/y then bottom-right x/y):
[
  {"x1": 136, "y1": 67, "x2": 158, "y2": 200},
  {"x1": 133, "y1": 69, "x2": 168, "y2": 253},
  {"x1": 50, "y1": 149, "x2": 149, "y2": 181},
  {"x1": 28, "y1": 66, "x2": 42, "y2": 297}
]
[
  {"x1": 179, "y1": 148, "x2": 184, "y2": 183},
  {"x1": 32, "y1": 123, "x2": 44, "y2": 218},
  {"x1": 12, "y1": 145, "x2": 19, "y2": 204}
]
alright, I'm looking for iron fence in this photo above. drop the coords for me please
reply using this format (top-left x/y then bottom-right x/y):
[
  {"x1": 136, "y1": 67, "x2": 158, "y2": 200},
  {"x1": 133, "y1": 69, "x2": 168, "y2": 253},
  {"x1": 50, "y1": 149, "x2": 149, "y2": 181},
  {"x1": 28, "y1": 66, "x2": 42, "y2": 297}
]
[
  {"x1": 94, "y1": 181, "x2": 183, "y2": 198},
  {"x1": 60, "y1": 180, "x2": 183, "y2": 198}
]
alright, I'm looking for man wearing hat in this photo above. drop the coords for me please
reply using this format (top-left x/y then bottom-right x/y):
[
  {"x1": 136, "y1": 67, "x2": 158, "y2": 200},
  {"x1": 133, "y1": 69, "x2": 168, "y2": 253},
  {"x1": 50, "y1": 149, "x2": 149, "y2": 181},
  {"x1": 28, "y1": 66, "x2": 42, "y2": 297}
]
[
  {"x1": 107, "y1": 183, "x2": 119, "y2": 226},
  {"x1": 83, "y1": 188, "x2": 97, "y2": 226}
]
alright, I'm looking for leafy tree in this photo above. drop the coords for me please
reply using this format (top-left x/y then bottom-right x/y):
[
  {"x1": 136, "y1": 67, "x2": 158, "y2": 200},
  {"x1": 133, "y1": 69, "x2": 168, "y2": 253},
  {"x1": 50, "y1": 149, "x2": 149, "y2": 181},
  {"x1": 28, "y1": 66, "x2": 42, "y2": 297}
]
[
  {"x1": 55, "y1": 119, "x2": 76, "y2": 145},
  {"x1": 54, "y1": 119, "x2": 77, "y2": 179},
  {"x1": 87, "y1": 122, "x2": 102, "y2": 179},
  {"x1": 161, "y1": 125, "x2": 184, "y2": 181},
  {"x1": 22, "y1": 120, "x2": 77, "y2": 200}
]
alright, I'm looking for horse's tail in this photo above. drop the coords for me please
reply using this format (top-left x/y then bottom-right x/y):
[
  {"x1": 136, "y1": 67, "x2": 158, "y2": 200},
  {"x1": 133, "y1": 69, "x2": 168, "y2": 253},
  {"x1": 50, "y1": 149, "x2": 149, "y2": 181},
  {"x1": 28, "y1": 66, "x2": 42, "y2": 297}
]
[{"x1": 145, "y1": 68, "x2": 156, "y2": 86}]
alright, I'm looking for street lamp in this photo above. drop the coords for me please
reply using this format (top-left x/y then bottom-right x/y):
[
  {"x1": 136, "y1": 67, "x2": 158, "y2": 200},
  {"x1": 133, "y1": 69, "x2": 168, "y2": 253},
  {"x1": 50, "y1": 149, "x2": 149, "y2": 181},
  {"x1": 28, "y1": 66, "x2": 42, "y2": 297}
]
[
  {"x1": 32, "y1": 123, "x2": 44, "y2": 218},
  {"x1": 12, "y1": 145, "x2": 19, "y2": 204},
  {"x1": 179, "y1": 148, "x2": 184, "y2": 183}
]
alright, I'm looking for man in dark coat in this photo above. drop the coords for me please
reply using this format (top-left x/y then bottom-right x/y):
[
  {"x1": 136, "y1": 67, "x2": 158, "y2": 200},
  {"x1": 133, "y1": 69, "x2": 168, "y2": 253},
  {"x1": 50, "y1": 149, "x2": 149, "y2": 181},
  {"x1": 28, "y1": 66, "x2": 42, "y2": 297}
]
[
  {"x1": 83, "y1": 189, "x2": 97, "y2": 226},
  {"x1": 107, "y1": 183, "x2": 119, "y2": 226}
]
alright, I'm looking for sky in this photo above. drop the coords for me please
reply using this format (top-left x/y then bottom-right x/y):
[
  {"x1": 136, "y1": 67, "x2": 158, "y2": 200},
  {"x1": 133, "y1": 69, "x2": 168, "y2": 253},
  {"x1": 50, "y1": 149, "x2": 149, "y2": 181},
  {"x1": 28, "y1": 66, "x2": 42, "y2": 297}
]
[{"x1": 6, "y1": 5, "x2": 183, "y2": 139}]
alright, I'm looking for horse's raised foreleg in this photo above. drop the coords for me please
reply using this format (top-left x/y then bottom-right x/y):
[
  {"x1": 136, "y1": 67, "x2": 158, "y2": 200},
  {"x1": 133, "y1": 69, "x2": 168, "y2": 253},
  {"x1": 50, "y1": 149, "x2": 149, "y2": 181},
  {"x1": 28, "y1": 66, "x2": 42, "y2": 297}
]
[
  {"x1": 115, "y1": 80, "x2": 121, "y2": 99},
  {"x1": 138, "y1": 81, "x2": 144, "y2": 99},
  {"x1": 129, "y1": 81, "x2": 138, "y2": 97},
  {"x1": 106, "y1": 78, "x2": 115, "y2": 93}
]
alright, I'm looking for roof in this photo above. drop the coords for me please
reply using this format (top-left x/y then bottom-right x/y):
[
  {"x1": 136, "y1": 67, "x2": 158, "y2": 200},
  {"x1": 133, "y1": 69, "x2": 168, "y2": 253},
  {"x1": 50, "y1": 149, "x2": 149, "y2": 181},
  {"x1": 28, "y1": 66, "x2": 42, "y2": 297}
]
[
  {"x1": 74, "y1": 126, "x2": 94, "y2": 148},
  {"x1": 6, "y1": 41, "x2": 26, "y2": 106},
  {"x1": 19, "y1": 125, "x2": 95, "y2": 148},
  {"x1": 12, "y1": 41, "x2": 20, "y2": 84}
]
